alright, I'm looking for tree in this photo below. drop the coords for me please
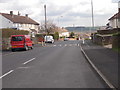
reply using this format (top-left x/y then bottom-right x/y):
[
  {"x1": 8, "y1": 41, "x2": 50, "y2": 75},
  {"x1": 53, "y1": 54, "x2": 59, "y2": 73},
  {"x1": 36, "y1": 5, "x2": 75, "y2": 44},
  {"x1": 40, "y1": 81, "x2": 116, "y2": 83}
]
[
  {"x1": 40, "y1": 20, "x2": 58, "y2": 34},
  {"x1": 70, "y1": 32, "x2": 75, "y2": 37},
  {"x1": 54, "y1": 32, "x2": 59, "y2": 40}
]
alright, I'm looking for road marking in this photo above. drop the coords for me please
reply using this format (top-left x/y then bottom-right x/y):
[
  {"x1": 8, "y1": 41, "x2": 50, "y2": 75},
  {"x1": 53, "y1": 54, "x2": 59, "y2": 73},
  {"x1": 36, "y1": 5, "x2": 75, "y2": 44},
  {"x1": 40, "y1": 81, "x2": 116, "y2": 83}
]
[
  {"x1": 53, "y1": 45, "x2": 56, "y2": 47},
  {"x1": 80, "y1": 45, "x2": 116, "y2": 89},
  {"x1": 23, "y1": 58, "x2": 36, "y2": 65},
  {"x1": 0, "y1": 70, "x2": 14, "y2": 79},
  {"x1": 75, "y1": 44, "x2": 77, "y2": 46},
  {"x1": 78, "y1": 44, "x2": 80, "y2": 46},
  {"x1": 59, "y1": 44, "x2": 62, "y2": 46},
  {"x1": 65, "y1": 44, "x2": 67, "y2": 46},
  {"x1": 3, "y1": 52, "x2": 15, "y2": 56}
]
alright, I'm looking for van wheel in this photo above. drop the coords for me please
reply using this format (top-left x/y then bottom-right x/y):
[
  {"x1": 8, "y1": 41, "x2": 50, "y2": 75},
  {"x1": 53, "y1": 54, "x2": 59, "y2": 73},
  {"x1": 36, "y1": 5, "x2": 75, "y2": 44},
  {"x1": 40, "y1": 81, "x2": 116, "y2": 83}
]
[
  {"x1": 12, "y1": 49, "x2": 15, "y2": 52},
  {"x1": 25, "y1": 46, "x2": 28, "y2": 51},
  {"x1": 31, "y1": 46, "x2": 33, "y2": 49}
]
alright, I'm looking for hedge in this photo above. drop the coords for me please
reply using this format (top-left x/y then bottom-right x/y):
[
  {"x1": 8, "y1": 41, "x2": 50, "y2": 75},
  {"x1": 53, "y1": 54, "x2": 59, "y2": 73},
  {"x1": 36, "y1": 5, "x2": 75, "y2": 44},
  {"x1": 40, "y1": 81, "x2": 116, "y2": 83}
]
[{"x1": 1, "y1": 28, "x2": 29, "y2": 38}]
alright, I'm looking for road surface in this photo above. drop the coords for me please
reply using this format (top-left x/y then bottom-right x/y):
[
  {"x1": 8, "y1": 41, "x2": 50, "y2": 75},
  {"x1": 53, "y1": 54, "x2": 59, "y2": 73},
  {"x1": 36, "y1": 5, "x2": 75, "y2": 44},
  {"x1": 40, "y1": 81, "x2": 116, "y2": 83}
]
[{"x1": 2, "y1": 40, "x2": 109, "y2": 88}]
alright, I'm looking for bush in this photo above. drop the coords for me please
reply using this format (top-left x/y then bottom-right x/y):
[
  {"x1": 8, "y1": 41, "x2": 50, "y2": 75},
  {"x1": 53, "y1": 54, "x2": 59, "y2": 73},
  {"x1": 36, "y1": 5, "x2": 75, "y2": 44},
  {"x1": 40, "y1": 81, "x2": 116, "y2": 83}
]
[
  {"x1": 113, "y1": 32, "x2": 120, "y2": 36},
  {"x1": 1, "y1": 28, "x2": 29, "y2": 50},
  {"x1": 1, "y1": 28, "x2": 29, "y2": 38},
  {"x1": 53, "y1": 32, "x2": 59, "y2": 40}
]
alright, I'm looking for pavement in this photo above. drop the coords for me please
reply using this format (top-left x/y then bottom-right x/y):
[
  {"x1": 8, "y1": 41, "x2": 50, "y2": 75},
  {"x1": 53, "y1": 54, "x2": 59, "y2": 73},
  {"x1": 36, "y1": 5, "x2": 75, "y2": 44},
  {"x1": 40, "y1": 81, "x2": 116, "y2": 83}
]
[{"x1": 81, "y1": 40, "x2": 119, "y2": 89}]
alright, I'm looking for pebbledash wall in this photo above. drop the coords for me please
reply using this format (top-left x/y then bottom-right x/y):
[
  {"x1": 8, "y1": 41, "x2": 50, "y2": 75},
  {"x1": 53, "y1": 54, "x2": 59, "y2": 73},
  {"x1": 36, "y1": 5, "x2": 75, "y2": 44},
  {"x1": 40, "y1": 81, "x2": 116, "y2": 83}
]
[
  {"x1": 0, "y1": 26, "x2": 2, "y2": 89},
  {"x1": 0, "y1": 14, "x2": 13, "y2": 29}
]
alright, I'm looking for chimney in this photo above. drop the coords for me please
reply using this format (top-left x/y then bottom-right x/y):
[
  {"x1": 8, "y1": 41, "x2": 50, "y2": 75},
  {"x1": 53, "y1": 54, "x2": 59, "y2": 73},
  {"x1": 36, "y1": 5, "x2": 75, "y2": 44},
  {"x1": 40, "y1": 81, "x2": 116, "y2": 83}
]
[
  {"x1": 118, "y1": 1, "x2": 120, "y2": 12},
  {"x1": 18, "y1": 11, "x2": 20, "y2": 16},
  {"x1": 25, "y1": 14, "x2": 28, "y2": 17},
  {"x1": 10, "y1": 11, "x2": 13, "y2": 16}
]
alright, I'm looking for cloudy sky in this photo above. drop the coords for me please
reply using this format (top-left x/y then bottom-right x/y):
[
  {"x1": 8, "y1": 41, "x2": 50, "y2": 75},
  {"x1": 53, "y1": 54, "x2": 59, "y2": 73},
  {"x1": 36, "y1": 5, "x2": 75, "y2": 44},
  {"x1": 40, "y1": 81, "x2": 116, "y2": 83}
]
[{"x1": 0, "y1": 0, "x2": 119, "y2": 27}]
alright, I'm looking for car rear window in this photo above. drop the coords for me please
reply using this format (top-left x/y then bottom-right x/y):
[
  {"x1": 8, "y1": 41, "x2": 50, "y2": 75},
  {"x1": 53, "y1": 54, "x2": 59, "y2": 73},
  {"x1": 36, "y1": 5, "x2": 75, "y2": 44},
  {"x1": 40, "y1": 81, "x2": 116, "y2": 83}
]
[{"x1": 12, "y1": 36, "x2": 23, "y2": 41}]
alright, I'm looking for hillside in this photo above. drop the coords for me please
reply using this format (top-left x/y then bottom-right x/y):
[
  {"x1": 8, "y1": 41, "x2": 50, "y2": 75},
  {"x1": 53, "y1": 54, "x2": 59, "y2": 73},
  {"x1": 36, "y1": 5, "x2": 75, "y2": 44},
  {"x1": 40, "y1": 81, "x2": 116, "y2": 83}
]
[{"x1": 65, "y1": 26, "x2": 98, "y2": 32}]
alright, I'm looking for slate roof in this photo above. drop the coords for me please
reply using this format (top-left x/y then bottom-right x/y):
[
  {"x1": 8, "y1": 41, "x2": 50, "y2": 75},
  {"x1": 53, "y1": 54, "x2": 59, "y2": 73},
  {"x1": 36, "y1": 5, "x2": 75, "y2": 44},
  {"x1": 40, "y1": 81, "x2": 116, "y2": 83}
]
[
  {"x1": 109, "y1": 12, "x2": 120, "y2": 20},
  {"x1": 0, "y1": 13, "x2": 39, "y2": 25}
]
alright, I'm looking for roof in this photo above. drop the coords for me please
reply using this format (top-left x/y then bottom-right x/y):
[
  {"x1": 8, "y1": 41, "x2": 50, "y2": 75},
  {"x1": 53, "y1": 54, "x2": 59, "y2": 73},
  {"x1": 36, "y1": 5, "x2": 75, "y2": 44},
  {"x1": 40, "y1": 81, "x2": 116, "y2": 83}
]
[
  {"x1": 0, "y1": 13, "x2": 39, "y2": 25},
  {"x1": 109, "y1": 12, "x2": 120, "y2": 20}
]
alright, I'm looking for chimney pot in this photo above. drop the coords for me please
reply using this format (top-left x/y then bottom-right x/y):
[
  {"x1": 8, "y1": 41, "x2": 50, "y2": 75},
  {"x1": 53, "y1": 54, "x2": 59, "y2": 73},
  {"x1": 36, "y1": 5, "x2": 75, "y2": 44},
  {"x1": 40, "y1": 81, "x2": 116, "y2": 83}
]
[
  {"x1": 10, "y1": 11, "x2": 13, "y2": 16},
  {"x1": 18, "y1": 11, "x2": 20, "y2": 16},
  {"x1": 25, "y1": 14, "x2": 28, "y2": 17}
]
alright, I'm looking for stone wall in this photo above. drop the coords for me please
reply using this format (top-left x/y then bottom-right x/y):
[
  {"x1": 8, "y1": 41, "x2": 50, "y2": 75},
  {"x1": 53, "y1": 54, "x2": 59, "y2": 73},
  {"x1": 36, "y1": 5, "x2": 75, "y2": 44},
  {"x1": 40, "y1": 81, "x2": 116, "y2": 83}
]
[
  {"x1": 92, "y1": 28, "x2": 120, "y2": 46},
  {"x1": 97, "y1": 28, "x2": 120, "y2": 35},
  {"x1": 112, "y1": 36, "x2": 120, "y2": 49},
  {"x1": 93, "y1": 34, "x2": 112, "y2": 45}
]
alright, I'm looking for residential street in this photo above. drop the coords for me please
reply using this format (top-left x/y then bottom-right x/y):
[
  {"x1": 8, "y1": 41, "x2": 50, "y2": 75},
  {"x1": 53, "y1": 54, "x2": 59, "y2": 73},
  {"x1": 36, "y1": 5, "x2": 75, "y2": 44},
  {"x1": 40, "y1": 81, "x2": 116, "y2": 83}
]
[{"x1": 2, "y1": 40, "x2": 109, "y2": 88}]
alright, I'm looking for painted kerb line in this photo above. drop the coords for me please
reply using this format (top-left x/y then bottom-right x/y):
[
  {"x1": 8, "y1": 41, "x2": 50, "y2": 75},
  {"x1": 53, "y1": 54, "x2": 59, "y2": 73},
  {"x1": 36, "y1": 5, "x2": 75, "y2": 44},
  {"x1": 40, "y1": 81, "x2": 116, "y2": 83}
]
[{"x1": 23, "y1": 58, "x2": 36, "y2": 65}]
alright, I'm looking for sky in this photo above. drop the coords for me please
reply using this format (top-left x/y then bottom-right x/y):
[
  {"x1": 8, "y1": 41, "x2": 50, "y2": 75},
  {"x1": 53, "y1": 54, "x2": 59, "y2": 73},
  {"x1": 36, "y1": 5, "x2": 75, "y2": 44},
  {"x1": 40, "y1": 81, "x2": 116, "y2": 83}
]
[{"x1": 0, "y1": 0, "x2": 119, "y2": 27}]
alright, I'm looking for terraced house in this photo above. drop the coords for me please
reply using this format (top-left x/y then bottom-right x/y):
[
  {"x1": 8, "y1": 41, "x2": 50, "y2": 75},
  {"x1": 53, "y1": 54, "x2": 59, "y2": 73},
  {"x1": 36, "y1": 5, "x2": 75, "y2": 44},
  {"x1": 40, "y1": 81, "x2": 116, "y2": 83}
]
[{"x1": 0, "y1": 11, "x2": 40, "y2": 34}]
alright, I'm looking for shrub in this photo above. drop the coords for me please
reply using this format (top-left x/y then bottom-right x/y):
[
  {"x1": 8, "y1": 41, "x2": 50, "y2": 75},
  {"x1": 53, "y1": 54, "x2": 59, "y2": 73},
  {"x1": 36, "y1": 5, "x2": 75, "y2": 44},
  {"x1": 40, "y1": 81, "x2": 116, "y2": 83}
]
[
  {"x1": 53, "y1": 32, "x2": 59, "y2": 40},
  {"x1": 1, "y1": 28, "x2": 29, "y2": 38},
  {"x1": 113, "y1": 32, "x2": 120, "y2": 36}
]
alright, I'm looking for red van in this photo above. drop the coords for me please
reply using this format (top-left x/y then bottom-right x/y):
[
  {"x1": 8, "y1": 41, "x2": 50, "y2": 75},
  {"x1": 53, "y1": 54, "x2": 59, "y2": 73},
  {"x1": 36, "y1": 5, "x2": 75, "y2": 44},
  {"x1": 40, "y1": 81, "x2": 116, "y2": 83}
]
[{"x1": 11, "y1": 35, "x2": 33, "y2": 52}]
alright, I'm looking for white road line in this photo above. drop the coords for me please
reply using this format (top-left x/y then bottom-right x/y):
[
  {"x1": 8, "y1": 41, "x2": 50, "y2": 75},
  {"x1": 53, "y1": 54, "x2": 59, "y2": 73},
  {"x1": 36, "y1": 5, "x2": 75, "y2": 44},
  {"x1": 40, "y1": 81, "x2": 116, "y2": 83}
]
[
  {"x1": 75, "y1": 44, "x2": 77, "y2": 46},
  {"x1": 59, "y1": 45, "x2": 62, "y2": 46},
  {"x1": 0, "y1": 70, "x2": 14, "y2": 79},
  {"x1": 23, "y1": 58, "x2": 36, "y2": 65},
  {"x1": 78, "y1": 44, "x2": 80, "y2": 46},
  {"x1": 53, "y1": 45, "x2": 56, "y2": 47},
  {"x1": 65, "y1": 44, "x2": 67, "y2": 46}
]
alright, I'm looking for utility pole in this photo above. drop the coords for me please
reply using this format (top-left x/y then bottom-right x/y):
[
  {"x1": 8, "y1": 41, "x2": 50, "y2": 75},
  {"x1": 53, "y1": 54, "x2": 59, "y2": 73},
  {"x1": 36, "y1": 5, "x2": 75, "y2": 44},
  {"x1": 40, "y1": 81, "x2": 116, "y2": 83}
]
[
  {"x1": 91, "y1": 0, "x2": 94, "y2": 29},
  {"x1": 44, "y1": 4, "x2": 47, "y2": 45},
  {"x1": 91, "y1": 0, "x2": 95, "y2": 41},
  {"x1": 44, "y1": 4, "x2": 47, "y2": 34}
]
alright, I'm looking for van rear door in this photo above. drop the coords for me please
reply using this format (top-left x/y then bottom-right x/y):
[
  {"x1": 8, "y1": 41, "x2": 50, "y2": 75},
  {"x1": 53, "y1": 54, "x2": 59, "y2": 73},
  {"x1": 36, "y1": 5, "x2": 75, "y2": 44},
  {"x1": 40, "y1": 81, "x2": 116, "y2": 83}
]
[{"x1": 11, "y1": 36, "x2": 25, "y2": 48}]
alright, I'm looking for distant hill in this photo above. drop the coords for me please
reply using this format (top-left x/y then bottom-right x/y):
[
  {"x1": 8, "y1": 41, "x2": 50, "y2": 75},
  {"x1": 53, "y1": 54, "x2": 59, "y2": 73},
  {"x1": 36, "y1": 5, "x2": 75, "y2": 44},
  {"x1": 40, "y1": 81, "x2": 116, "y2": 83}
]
[{"x1": 65, "y1": 26, "x2": 98, "y2": 32}]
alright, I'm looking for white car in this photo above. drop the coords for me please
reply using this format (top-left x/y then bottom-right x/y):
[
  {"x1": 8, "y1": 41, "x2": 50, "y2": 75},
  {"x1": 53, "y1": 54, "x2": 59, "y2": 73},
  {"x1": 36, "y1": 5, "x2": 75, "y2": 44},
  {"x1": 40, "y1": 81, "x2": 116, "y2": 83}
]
[
  {"x1": 44, "y1": 36, "x2": 54, "y2": 43},
  {"x1": 64, "y1": 38, "x2": 69, "y2": 41}
]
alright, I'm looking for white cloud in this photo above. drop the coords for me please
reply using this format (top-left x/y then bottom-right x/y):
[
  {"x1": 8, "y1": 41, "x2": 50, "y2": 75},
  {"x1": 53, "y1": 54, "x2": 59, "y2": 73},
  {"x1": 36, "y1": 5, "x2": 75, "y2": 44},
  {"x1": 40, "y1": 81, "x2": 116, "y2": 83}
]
[{"x1": 0, "y1": 0, "x2": 118, "y2": 27}]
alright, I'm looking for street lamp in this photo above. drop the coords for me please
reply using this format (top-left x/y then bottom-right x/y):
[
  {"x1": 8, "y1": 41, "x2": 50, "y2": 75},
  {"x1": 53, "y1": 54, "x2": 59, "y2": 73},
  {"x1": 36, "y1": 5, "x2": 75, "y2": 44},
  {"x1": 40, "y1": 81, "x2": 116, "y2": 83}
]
[{"x1": 58, "y1": 16, "x2": 63, "y2": 27}]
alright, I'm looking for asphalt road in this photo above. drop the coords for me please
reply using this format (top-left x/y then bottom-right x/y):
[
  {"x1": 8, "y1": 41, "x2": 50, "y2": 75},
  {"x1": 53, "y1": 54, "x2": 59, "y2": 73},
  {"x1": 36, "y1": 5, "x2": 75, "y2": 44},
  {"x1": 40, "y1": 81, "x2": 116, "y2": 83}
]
[{"x1": 2, "y1": 40, "x2": 109, "y2": 88}]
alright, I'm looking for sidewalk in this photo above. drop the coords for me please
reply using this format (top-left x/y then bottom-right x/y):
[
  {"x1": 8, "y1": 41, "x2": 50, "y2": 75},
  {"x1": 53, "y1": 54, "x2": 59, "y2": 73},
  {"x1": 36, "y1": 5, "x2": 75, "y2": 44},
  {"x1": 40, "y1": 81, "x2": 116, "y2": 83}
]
[{"x1": 81, "y1": 40, "x2": 119, "y2": 89}]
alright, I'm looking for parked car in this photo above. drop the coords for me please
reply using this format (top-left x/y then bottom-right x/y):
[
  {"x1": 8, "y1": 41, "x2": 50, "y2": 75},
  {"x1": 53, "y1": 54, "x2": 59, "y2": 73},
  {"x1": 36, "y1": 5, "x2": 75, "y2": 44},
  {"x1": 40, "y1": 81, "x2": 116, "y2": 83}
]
[
  {"x1": 11, "y1": 35, "x2": 33, "y2": 52},
  {"x1": 44, "y1": 36, "x2": 54, "y2": 43},
  {"x1": 64, "y1": 37, "x2": 69, "y2": 41}
]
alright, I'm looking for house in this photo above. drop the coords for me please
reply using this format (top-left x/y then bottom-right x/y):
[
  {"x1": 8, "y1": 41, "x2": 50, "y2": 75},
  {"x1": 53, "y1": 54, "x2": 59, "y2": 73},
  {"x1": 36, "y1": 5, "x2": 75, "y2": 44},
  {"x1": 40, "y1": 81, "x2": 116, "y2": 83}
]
[
  {"x1": 59, "y1": 28, "x2": 69, "y2": 37},
  {"x1": 0, "y1": 11, "x2": 39, "y2": 34},
  {"x1": 109, "y1": 2, "x2": 120, "y2": 28}
]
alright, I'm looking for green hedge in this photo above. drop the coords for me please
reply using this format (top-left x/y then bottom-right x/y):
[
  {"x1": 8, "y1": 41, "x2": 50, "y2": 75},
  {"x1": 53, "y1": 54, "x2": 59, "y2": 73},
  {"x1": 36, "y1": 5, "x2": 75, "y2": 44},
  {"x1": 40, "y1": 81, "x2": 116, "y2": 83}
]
[
  {"x1": 1, "y1": 28, "x2": 29, "y2": 38},
  {"x1": 113, "y1": 32, "x2": 120, "y2": 36}
]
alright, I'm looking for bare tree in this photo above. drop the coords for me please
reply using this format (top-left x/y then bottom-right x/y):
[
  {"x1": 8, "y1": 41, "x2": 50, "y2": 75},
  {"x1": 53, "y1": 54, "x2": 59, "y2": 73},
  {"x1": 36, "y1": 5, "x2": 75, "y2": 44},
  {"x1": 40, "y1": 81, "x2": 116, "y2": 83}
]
[{"x1": 39, "y1": 20, "x2": 58, "y2": 34}]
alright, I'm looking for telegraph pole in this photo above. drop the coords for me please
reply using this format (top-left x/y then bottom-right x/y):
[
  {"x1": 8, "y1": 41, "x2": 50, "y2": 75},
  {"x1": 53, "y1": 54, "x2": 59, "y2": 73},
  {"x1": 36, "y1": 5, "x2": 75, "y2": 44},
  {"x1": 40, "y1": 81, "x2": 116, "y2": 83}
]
[
  {"x1": 91, "y1": 0, "x2": 94, "y2": 29},
  {"x1": 44, "y1": 4, "x2": 47, "y2": 34},
  {"x1": 91, "y1": 0, "x2": 95, "y2": 41}
]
